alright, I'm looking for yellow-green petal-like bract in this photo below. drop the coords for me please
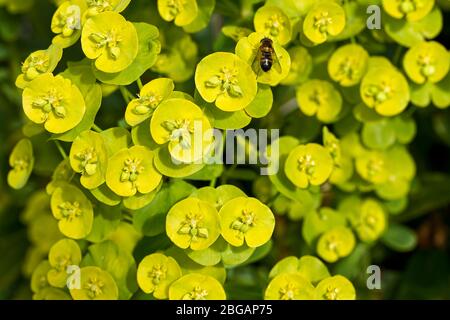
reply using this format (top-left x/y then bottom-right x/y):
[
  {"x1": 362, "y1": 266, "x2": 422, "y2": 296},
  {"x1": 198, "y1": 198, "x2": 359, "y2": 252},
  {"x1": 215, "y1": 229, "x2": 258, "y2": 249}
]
[
  {"x1": 7, "y1": 139, "x2": 34, "y2": 190},
  {"x1": 168, "y1": 273, "x2": 226, "y2": 300},
  {"x1": 70, "y1": 266, "x2": 119, "y2": 300}
]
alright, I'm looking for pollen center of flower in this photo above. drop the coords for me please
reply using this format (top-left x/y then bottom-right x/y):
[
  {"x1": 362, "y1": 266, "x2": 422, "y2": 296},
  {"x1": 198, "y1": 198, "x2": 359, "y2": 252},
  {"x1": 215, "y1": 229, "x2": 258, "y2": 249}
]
[
  {"x1": 58, "y1": 201, "x2": 82, "y2": 221},
  {"x1": 365, "y1": 81, "x2": 392, "y2": 105},
  {"x1": 265, "y1": 14, "x2": 286, "y2": 37},
  {"x1": 324, "y1": 286, "x2": 340, "y2": 300},
  {"x1": 326, "y1": 235, "x2": 340, "y2": 253},
  {"x1": 85, "y1": 277, "x2": 104, "y2": 298},
  {"x1": 336, "y1": 58, "x2": 360, "y2": 82},
  {"x1": 398, "y1": 0, "x2": 423, "y2": 14},
  {"x1": 279, "y1": 283, "x2": 296, "y2": 300},
  {"x1": 205, "y1": 67, "x2": 243, "y2": 98},
  {"x1": 183, "y1": 286, "x2": 209, "y2": 300},
  {"x1": 90, "y1": 29, "x2": 123, "y2": 59},
  {"x1": 167, "y1": 0, "x2": 187, "y2": 18},
  {"x1": 367, "y1": 158, "x2": 384, "y2": 178},
  {"x1": 23, "y1": 53, "x2": 50, "y2": 79},
  {"x1": 314, "y1": 11, "x2": 333, "y2": 34},
  {"x1": 132, "y1": 93, "x2": 163, "y2": 115},
  {"x1": 231, "y1": 208, "x2": 256, "y2": 234},
  {"x1": 418, "y1": 54, "x2": 436, "y2": 78},
  {"x1": 55, "y1": 254, "x2": 72, "y2": 272},
  {"x1": 55, "y1": 5, "x2": 81, "y2": 37},
  {"x1": 178, "y1": 212, "x2": 209, "y2": 241},
  {"x1": 32, "y1": 89, "x2": 66, "y2": 121},
  {"x1": 13, "y1": 158, "x2": 29, "y2": 172},
  {"x1": 162, "y1": 119, "x2": 194, "y2": 150},
  {"x1": 148, "y1": 264, "x2": 167, "y2": 285},
  {"x1": 76, "y1": 148, "x2": 98, "y2": 176},
  {"x1": 309, "y1": 88, "x2": 326, "y2": 106},
  {"x1": 298, "y1": 154, "x2": 316, "y2": 176},
  {"x1": 121, "y1": 158, "x2": 144, "y2": 186}
]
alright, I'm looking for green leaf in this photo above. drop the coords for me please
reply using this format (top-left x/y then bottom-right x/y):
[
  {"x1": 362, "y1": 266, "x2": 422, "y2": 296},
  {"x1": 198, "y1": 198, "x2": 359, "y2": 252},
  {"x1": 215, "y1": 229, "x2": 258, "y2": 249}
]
[
  {"x1": 381, "y1": 224, "x2": 417, "y2": 252},
  {"x1": 244, "y1": 84, "x2": 273, "y2": 118}
]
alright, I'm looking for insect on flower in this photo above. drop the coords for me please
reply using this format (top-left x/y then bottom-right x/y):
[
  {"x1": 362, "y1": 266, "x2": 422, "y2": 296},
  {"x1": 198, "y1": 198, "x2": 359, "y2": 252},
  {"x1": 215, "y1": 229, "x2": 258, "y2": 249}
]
[{"x1": 252, "y1": 37, "x2": 282, "y2": 75}]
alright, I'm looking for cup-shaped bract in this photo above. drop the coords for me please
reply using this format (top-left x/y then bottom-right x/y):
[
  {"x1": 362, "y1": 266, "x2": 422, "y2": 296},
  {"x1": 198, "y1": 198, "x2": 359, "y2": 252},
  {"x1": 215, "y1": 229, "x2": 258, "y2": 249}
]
[
  {"x1": 105, "y1": 146, "x2": 162, "y2": 197},
  {"x1": 285, "y1": 143, "x2": 334, "y2": 189},
  {"x1": 264, "y1": 273, "x2": 315, "y2": 300},
  {"x1": 281, "y1": 46, "x2": 312, "y2": 86},
  {"x1": 195, "y1": 52, "x2": 258, "y2": 111},
  {"x1": 328, "y1": 43, "x2": 369, "y2": 87},
  {"x1": 125, "y1": 78, "x2": 174, "y2": 127},
  {"x1": 236, "y1": 32, "x2": 291, "y2": 86},
  {"x1": 382, "y1": 0, "x2": 435, "y2": 22},
  {"x1": 70, "y1": 130, "x2": 109, "y2": 190},
  {"x1": 50, "y1": 183, "x2": 94, "y2": 239},
  {"x1": 360, "y1": 66, "x2": 410, "y2": 116},
  {"x1": 150, "y1": 98, "x2": 213, "y2": 164},
  {"x1": 315, "y1": 275, "x2": 356, "y2": 300},
  {"x1": 296, "y1": 80, "x2": 342, "y2": 123},
  {"x1": 157, "y1": 0, "x2": 199, "y2": 26},
  {"x1": 166, "y1": 197, "x2": 221, "y2": 251},
  {"x1": 137, "y1": 253, "x2": 182, "y2": 299},
  {"x1": 8, "y1": 139, "x2": 34, "y2": 190},
  {"x1": 253, "y1": 5, "x2": 292, "y2": 45},
  {"x1": 303, "y1": 2, "x2": 346, "y2": 44},
  {"x1": 81, "y1": 11, "x2": 138, "y2": 73},
  {"x1": 403, "y1": 41, "x2": 450, "y2": 84},
  {"x1": 47, "y1": 239, "x2": 82, "y2": 288},
  {"x1": 22, "y1": 74, "x2": 86, "y2": 134},
  {"x1": 316, "y1": 226, "x2": 355, "y2": 263},
  {"x1": 219, "y1": 197, "x2": 275, "y2": 248},
  {"x1": 347, "y1": 198, "x2": 387, "y2": 242},
  {"x1": 16, "y1": 44, "x2": 63, "y2": 89},
  {"x1": 168, "y1": 273, "x2": 226, "y2": 300},
  {"x1": 70, "y1": 266, "x2": 119, "y2": 300}
]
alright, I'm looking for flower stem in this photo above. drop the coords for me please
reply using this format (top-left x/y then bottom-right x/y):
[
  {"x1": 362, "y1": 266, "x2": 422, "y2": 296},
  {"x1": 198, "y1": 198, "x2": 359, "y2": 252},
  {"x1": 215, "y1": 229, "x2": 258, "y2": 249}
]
[
  {"x1": 92, "y1": 124, "x2": 103, "y2": 133},
  {"x1": 119, "y1": 86, "x2": 134, "y2": 104},
  {"x1": 54, "y1": 140, "x2": 67, "y2": 159},
  {"x1": 137, "y1": 78, "x2": 143, "y2": 90}
]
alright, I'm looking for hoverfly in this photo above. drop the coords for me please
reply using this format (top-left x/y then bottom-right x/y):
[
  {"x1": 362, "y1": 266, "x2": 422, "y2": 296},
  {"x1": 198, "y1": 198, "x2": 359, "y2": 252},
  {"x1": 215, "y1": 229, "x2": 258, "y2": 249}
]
[{"x1": 251, "y1": 37, "x2": 282, "y2": 76}]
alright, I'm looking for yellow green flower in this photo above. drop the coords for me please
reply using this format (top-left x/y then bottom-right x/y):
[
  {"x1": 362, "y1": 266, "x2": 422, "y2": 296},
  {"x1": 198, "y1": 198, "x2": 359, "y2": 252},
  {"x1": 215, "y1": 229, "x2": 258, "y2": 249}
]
[
  {"x1": 137, "y1": 253, "x2": 182, "y2": 299},
  {"x1": 70, "y1": 266, "x2": 119, "y2": 300},
  {"x1": 168, "y1": 273, "x2": 226, "y2": 300},
  {"x1": 150, "y1": 98, "x2": 213, "y2": 164},
  {"x1": 51, "y1": 0, "x2": 87, "y2": 48},
  {"x1": 16, "y1": 44, "x2": 63, "y2": 89},
  {"x1": 50, "y1": 183, "x2": 94, "y2": 239},
  {"x1": 382, "y1": 0, "x2": 435, "y2": 22},
  {"x1": 219, "y1": 197, "x2": 275, "y2": 248},
  {"x1": 81, "y1": 11, "x2": 138, "y2": 73},
  {"x1": 355, "y1": 150, "x2": 389, "y2": 184},
  {"x1": 166, "y1": 197, "x2": 221, "y2": 251},
  {"x1": 222, "y1": 25, "x2": 253, "y2": 42},
  {"x1": 47, "y1": 239, "x2": 82, "y2": 288},
  {"x1": 284, "y1": 143, "x2": 334, "y2": 189},
  {"x1": 315, "y1": 275, "x2": 356, "y2": 300},
  {"x1": 157, "y1": 0, "x2": 198, "y2": 26},
  {"x1": 323, "y1": 126, "x2": 341, "y2": 166},
  {"x1": 303, "y1": 2, "x2": 346, "y2": 44},
  {"x1": 236, "y1": 32, "x2": 291, "y2": 86},
  {"x1": 125, "y1": 78, "x2": 174, "y2": 127},
  {"x1": 316, "y1": 226, "x2": 355, "y2": 263},
  {"x1": 403, "y1": 41, "x2": 450, "y2": 84},
  {"x1": 195, "y1": 52, "x2": 258, "y2": 111},
  {"x1": 253, "y1": 5, "x2": 292, "y2": 45},
  {"x1": 296, "y1": 79, "x2": 342, "y2": 123},
  {"x1": 105, "y1": 146, "x2": 162, "y2": 197},
  {"x1": 281, "y1": 46, "x2": 312, "y2": 86},
  {"x1": 328, "y1": 43, "x2": 369, "y2": 87},
  {"x1": 31, "y1": 261, "x2": 51, "y2": 294},
  {"x1": 84, "y1": 0, "x2": 131, "y2": 19},
  {"x1": 7, "y1": 139, "x2": 34, "y2": 190},
  {"x1": 22, "y1": 73, "x2": 86, "y2": 134},
  {"x1": 264, "y1": 273, "x2": 315, "y2": 300},
  {"x1": 69, "y1": 130, "x2": 108, "y2": 190}
]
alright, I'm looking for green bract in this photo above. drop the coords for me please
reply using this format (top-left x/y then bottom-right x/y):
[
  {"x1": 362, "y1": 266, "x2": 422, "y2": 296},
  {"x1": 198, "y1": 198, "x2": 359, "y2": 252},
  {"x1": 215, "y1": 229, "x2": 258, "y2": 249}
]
[
  {"x1": 137, "y1": 253, "x2": 182, "y2": 299},
  {"x1": 403, "y1": 41, "x2": 450, "y2": 84},
  {"x1": 253, "y1": 5, "x2": 292, "y2": 45},
  {"x1": 303, "y1": 2, "x2": 346, "y2": 44},
  {"x1": 125, "y1": 78, "x2": 174, "y2": 127},
  {"x1": 328, "y1": 44, "x2": 369, "y2": 87},
  {"x1": 168, "y1": 273, "x2": 226, "y2": 300},
  {"x1": 166, "y1": 197, "x2": 221, "y2": 250},
  {"x1": 157, "y1": 0, "x2": 198, "y2": 27},
  {"x1": 236, "y1": 32, "x2": 291, "y2": 86},
  {"x1": 69, "y1": 130, "x2": 108, "y2": 189},
  {"x1": 195, "y1": 52, "x2": 258, "y2": 111},
  {"x1": 105, "y1": 146, "x2": 162, "y2": 197},
  {"x1": 70, "y1": 266, "x2": 119, "y2": 300},
  {"x1": 219, "y1": 197, "x2": 275, "y2": 248},
  {"x1": 50, "y1": 183, "x2": 94, "y2": 239},
  {"x1": 285, "y1": 143, "x2": 334, "y2": 188},
  {"x1": 382, "y1": 0, "x2": 435, "y2": 21},
  {"x1": 81, "y1": 11, "x2": 138, "y2": 73},
  {"x1": 22, "y1": 74, "x2": 86, "y2": 134},
  {"x1": 8, "y1": 139, "x2": 34, "y2": 190},
  {"x1": 296, "y1": 79, "x2": 342, "y2": 123},
  {"x1": 47, "y1": 239, "x2": 82, "y2": 287},
  {"x1": 16, "y1": 44, "x2": 63, "y2": 89}
]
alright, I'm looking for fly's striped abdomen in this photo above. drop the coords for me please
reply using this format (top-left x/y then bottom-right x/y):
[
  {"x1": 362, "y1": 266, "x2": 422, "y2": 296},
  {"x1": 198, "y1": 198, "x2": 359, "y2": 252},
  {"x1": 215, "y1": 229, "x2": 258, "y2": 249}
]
[{"x1": 260, "y1": 48, "x2": 273, "y2": 72}]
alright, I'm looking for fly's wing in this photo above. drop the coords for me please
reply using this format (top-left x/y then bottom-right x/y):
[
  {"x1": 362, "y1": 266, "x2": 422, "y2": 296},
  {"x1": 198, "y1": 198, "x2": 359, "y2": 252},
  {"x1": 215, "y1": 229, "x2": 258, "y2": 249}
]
[
  {"x1": 251, "y1": 47, "x2": 263, "y2": 78},
  {"x1": 272, "y1": 47, "x2": 283, "y2": 74}
]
